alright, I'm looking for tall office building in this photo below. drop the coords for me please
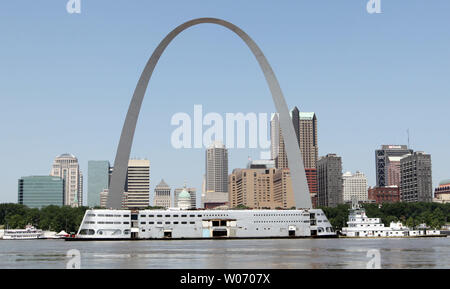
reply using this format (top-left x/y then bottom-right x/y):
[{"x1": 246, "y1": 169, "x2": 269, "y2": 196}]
[
  {"x1": 317, "y1": 154, "x2": 343, "y2": 207},
  {"x1": 124, "y1": 159, "x2": 150, "y2": 209},
  {"x1": 174, "y1": 186, "x2": 196, "y2": 209},
  {"x1": 342, "y1": 171, "x2": 368, "y2": 203},
  {"x1": 270, "y1": 107, "x2": 318, "y2": 206},
  {"x1": 18, "y1": 176, "x2": 64, "y2": 209},
  {"x1": 270, "y1": 113, "x2": 288, "y2": 169},
  {"x1": 87, "y1": 160, "x2": 111, "y2": 208},
  {"x1": 400, "y1": 152, "x2": 432, "y2": 202},
  {"x1": 375, "y1": 145, "x2": 413, "y2": 187},
  {"x1": 299, "y1": 111, "x2": 318, "y2": 169},
  {"x1": 50, "y1": 153, "x2": 83, "y2": 207},
  {"x1": 205, "y1": 141, "x2": 228, "y2": 193},
  {"x1": 270, "y1": 107, "x2": 318, "y2": 169},
  {"x1": 386, "y1": 156, "x2": 404, "y2": 187},
  {"x1": 153, "y1": 179, "x2": 171, "y2": 208}
]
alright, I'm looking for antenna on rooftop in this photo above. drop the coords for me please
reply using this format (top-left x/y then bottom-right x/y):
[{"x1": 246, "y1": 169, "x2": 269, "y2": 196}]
[{"x1": 407, "y1": 129, "x2": 410, "y2": 148}]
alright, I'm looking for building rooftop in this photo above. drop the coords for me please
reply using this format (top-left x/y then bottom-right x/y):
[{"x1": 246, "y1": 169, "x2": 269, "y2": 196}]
[
  {"x1": 439, "y1": 179, "x2": 450, "y2": 186},
  {"x1": 156, "y1": 179, "x2": 170, "y2": 188},
  {"x1": 208, "y1": 141, "x2": 225, "y2": 149},
  {"x1": 299, "y1": 112, "x2": 316, "y2": 120},
  {"x1": 56, "y1": 153, "x2": 77, "y2": 159}
]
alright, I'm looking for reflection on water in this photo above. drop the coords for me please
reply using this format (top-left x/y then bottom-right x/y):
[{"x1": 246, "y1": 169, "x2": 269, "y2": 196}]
[{"x1": 0, "y1": 238, "x2": 449, "y2": 269}]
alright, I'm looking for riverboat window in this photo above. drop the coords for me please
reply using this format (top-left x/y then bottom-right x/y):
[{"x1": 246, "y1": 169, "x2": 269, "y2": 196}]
[
  {"x1": 181, "y1": 215, "x2": 187, "y2": 217},
  {"x1": 140, "y1": 215, "x2": 146, "y2": 218},
  {"x1": 157, "y1": 215, "x2": 163, "y2": 217},
  {"x1": 173, "y1": 215, "x2": 179, "y2": 217},
  {"x1": 157, "y1": 221, "x2": 162, "y2": 224},
  {"x1": 141, "y1": 222, "x2": 146, "y2": 224},
  {"x1": 173, "y1": 222, "x2": 179, "y2": 224},
  {"x1": 190, "y1": 214, "x2": 195, "y2": 217},
  {"x1": 181, "y1": 221, "x2": 187, "y2": 224},
  {"x1": 165, "y1": 221, "x2": 170, "y2": 224},
  {"x1": 87, "y1": 214, "x2": 95, "y2": 217},
  {"x1": 123, "y1": 222, "x2": 129, "y2": 224},
  {"x1": 131, "y1": 215, "x2": 138, "y2": 220},
  {"x1": 190, "y1": 222, "x2": 195, "y2": 224},
  {"x1": 79, "y1": 229, "x2": 95, "y2": 235},
  {"x1": 197, "y1": 215, "x2": 202, "y2": 217},
  {"x1": 165, "y1": 215, "x2": 170, "y2": 217},
  {"x1": 149, "y1": 215, "x2": 154, "y2": 217},
  {"x1": 123, "y1": 215, "x2": 129, "y2": 218}
]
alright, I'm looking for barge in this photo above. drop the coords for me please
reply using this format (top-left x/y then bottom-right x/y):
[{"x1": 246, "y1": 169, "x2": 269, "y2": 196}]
[{"x1": 69, "y1": 208, "x2": 336, "y2": 240}]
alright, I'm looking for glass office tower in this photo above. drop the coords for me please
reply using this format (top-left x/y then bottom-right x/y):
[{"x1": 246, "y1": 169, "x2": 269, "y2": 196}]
[{"x1": 18, "y1": 176, "x2": 64, "y2": 209}]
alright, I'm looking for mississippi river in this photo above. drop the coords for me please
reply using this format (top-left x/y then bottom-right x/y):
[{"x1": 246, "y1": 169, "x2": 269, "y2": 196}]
[{"x1": 0, "y1": 237, "x2": 449, "y2": 269}]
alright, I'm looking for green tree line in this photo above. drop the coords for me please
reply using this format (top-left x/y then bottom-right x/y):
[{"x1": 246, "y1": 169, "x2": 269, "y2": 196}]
[
  {"x1": 319, "y1": 202, "x2": 450, "y2": 231},
  {"x1": 0, "y1": 203, "x2": 88, "y2": 233}
]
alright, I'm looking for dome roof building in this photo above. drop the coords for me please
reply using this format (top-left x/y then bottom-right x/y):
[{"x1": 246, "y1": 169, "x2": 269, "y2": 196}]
[{"x1": 177, "y1": 185, "x2": 192, "y2": 210}]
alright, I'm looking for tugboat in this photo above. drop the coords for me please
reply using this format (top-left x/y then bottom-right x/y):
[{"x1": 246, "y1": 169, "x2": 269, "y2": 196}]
[{"x1": 340, "y1": 199, "x2": 444, "y2": 238}]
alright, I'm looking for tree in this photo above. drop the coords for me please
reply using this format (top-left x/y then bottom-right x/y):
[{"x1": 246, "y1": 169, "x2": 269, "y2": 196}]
[{"x1": 406, "y1": 217, "x2": 415, "y2": 229}]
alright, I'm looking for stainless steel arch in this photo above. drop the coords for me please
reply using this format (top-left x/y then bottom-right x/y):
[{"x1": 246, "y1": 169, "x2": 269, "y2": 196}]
[{"x1": 107, "y1": 18, "x2": 312, "y2": 209}]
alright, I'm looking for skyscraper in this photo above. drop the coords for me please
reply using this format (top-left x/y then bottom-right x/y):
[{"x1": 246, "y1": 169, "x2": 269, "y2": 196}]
[
  {"x1": 270, "y1": 107, "x2": 318, "y2": 206},
  {"x1": 50, "y1": 153, "x2": 83, "y2": 207},
  {"x1": 203, "y1": 141, "x2": 228, "y2": 209},
  {"x1": 18, "y1": 176, "x2": 64, "y2": 209},
  {"x1": 270, "y1": 107, "x2": 318, "y2": 169},
  {"x1": 400, "y1": 151, "x2": 432, "y2": 202},
  {"x1": 88, "y1": 160, "x2": 111, "y2": 208},
  {"x1": 299, "y1": 111, "x2": 318, "y2": 169},
  {"x1": 317, "y1": 154, "x2": 343, "y2": 207},
  {"x1": 342, "y1": 171, "x2": 368, "y2": 203},
  {"x1": 153, "y1": 179, "x2": 171, "y2": 208},
  {"x1": 124, "y1": 159, "x2": 150, "y2": 209},
  {"x1": 375, "y1": 145, "x2": 413, "y2": 187},
  {"x1": 205, "y1": 141, "x2": 228, "y2": 193}
]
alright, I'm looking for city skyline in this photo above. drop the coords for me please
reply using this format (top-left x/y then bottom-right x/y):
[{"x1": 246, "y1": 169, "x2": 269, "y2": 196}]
[{"x1": 1, "y1": 1, "x2": 450, "y2": 203}]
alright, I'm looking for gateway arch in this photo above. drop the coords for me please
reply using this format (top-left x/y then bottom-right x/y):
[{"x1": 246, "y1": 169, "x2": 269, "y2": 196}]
[{"x1": 107, "y1": 18, "x2": 312, "y2": 209}]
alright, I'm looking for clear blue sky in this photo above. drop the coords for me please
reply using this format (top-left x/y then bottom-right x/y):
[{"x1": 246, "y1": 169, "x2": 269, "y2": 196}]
[{"x1": 1, "y1": 1, "x2": 449, "y2": 204}]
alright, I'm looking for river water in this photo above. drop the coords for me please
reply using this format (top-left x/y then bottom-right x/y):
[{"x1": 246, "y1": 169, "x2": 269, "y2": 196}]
[{"x1": 0, "y1": 237, "x2": 449, "y2": 269}]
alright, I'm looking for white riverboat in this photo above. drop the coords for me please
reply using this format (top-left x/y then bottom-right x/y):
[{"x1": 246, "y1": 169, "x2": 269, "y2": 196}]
[
  {"x1": 71, "y1": 208, "x2": 337, "y2": 240},
  {"x1": 340, "y1": 201, "x2": 443, "y2": 238},
  {"x1": 3, "y1": 225, "x2": 44, "y2": 240}
]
